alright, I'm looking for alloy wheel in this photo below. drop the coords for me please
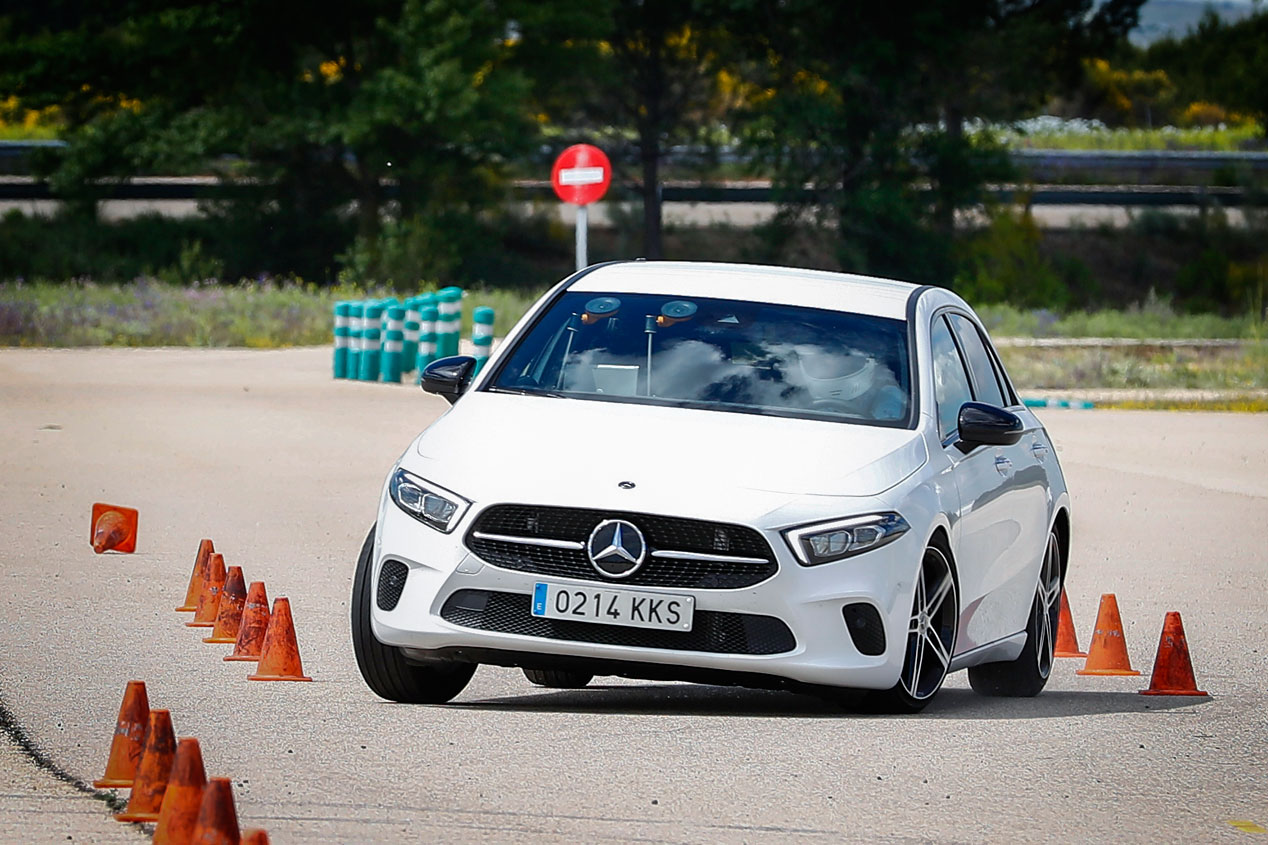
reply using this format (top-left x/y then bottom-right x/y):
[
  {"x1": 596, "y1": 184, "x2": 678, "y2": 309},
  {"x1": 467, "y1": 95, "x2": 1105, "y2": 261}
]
[
  {"x1": 1034, "y1": 531, "x2": 1063, "y2": 679},
  {"x1": 901, "y1": 546, "x2": 958, "y2": 701}
]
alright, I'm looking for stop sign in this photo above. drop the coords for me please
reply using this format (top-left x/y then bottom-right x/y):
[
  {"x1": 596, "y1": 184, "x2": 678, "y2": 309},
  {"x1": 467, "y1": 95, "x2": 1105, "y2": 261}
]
[{"x1": 551, "y1": 144, "x2": 611, "y2": 206}]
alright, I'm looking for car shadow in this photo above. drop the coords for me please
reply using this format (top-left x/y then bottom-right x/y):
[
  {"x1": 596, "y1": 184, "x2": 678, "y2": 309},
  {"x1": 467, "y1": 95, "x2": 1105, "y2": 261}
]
[{"x1": 448, "y1": 683, "x2": 1212, "y2": 719}]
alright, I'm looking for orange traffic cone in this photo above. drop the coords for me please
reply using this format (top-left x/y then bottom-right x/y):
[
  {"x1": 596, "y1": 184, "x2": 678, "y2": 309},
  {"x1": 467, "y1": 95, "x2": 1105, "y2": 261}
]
[
  {"x1": 91, "y1": 503, "x2": 138, "y2": 554},
  {"x1": 114, "y1": 709, "x2": 176, "y2": 822},
  {"x1": 204, "y1": 566, "x2": 247, "y2": 644},
  {"x1": 248, "y1": 597, "x2": 313, "y2": 681},
  {"x1": 225, "y1": 582, "x2": 270, "y2": 662},
  {"x1": 1076, "y1": 593, "x2": 1141, "y2": 676},
  {"x1": 1140, "y1": 612, "x2": 1209, "y2": 696},
  {"x1": 189, "y1": 777, "x2": 240, "y2": 844},
  {"x1": 187, "y1": 553, "x2": 227, "y2": 628},
  {"x1": 241, "y1": 830, "x2": 271, "y2": 845},
  {"x1": 93, "y1": 680, "x2": 149, "y2": 788},
  {"x1": 153, "y1": 738, "x2": 207, "y2": 845},
  {"x1": 178, "y1": 539, "x2": 215, "y2": 612},
  {"x1": 1054, "y1": 590, "x2": 1087, "y2": 658}
]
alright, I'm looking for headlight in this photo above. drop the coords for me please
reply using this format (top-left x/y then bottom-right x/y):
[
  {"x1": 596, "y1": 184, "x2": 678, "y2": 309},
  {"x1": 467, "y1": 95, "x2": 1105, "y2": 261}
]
[
  {"x1": 389, "y1": 469, "x2": 470, "y2": 533},
  {"x1": 782, "y1": 512, "x2": 910, "y2": 566}
]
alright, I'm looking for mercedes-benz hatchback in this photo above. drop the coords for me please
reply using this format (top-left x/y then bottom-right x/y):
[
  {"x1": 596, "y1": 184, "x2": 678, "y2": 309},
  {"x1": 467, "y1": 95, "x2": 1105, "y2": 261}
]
[{"x1": 351, "y1": 261, "x2": 1071, "y2": 712}]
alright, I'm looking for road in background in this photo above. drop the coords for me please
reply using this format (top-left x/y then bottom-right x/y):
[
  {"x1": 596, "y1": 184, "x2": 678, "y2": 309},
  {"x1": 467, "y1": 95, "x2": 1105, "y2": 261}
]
[{"x1": 1, "y1": 347, "x2": 1265, "y2": 842}]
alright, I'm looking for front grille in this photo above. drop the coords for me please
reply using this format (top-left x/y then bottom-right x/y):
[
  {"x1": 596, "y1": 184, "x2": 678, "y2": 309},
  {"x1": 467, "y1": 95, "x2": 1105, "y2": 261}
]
[
  {"x1": 440, "y1": 589, "x2": 796, "y2": 655},
  {"x1": 466, "y1": 504, "x2": 777, "y2": 589},
  {"x1": 376, "y1": 560, "x2": 408, "y2": 611}
]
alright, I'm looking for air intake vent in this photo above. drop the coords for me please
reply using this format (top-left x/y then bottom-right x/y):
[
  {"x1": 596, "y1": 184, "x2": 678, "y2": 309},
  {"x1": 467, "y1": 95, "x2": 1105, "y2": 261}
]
[
  {"x1": 376, "y1": 560, "x2": 409, "y2": 611},
  {"x1": 842, "y1": 602, "x2": 885, "y2": 656}
]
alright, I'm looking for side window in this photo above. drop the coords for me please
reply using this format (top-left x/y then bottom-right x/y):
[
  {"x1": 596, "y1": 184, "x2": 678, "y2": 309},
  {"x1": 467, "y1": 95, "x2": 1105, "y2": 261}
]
[
  {"x1": 931, "y1": 316, "x2": 972, "y2": 441},
  {"x1": 948, "y1": 314, "x2": 1007, "y2": 408}
]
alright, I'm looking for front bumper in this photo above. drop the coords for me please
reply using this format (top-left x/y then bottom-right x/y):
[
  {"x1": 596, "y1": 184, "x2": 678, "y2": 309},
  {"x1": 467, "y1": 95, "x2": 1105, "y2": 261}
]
[{"x1": 370, "y1": 497, "x2": 921, "y2": 691}]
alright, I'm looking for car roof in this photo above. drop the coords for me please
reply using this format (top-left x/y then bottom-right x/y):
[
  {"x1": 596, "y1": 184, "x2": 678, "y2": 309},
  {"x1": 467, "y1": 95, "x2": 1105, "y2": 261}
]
[{"x1": 570, "y1": 261, "x2": 920, "y2": 320}]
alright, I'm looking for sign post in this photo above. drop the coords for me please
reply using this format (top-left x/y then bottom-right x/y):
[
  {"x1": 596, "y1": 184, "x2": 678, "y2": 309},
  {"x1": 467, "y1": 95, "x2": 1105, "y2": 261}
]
[{"x1": 551, "y1": 144, "x2": 611, "y2": 272}]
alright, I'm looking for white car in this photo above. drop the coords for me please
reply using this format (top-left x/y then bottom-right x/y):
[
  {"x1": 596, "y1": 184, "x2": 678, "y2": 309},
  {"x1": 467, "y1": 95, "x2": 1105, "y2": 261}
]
[{"x1": 351, "y1": 261, "x2": 1070, "y2": 712}]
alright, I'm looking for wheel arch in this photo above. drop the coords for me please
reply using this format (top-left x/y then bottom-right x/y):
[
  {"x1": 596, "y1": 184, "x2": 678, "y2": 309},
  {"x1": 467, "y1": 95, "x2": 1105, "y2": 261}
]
[{"x1": 1050, "y1": 507, "x2": 1071, "y2": 582}]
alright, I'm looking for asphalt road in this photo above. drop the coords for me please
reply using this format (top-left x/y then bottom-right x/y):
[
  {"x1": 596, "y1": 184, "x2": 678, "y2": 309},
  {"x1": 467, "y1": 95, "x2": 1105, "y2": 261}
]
[{"x1": 1, "y1": 347, "x2": 1265, "y2": 843}]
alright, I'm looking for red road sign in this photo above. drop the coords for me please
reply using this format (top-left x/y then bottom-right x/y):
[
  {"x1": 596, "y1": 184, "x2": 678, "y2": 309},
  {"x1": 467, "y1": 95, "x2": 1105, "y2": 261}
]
[{"x1": 551, "y1": 144, "x2": 611, "y2": 206}]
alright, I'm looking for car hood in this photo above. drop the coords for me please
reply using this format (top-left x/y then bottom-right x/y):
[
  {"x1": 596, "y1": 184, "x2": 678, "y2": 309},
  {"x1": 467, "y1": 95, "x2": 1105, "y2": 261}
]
[{"x1": 409, "y1": 393, "x2": 927, "y2": 520}]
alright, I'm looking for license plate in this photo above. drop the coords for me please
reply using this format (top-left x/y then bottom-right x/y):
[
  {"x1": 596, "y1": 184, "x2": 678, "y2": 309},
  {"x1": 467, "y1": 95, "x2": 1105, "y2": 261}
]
[{"x1": 531, "y1": 582, "x2": 694, "y2": 632}]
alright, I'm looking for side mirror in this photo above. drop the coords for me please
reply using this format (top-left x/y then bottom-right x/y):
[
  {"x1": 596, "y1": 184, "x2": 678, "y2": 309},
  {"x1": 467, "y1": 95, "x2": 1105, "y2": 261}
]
[
  {"x1": 957, "y1": 402, "x2": 1023, "y2": 448},
  {"x1": 422, "y1": 355, "x2": 477, "y2": 404}
]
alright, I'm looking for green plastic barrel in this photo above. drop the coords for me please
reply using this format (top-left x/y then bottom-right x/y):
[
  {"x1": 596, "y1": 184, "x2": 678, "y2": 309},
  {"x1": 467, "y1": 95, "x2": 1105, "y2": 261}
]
[
  {"x1": 472, "y1": 306, "x2": 495, "y2": 374},
  {"x1": 437, "y1": 287, "x2": 463, "y2": 358},
  {"x1": 403, "y1": 297, "x2": 422, "y2": 374},
  {"x1": 416, "y1": 304, "x2": 439, "y2": 378},
  {"x1": 360, "y1": 305, "x2": 384, "y2": 381},
  {"x1": 381, "y1": 329, "x2": 405, "y2": 383},
  {"x1": 347, "y1": 302, "x2": 365, "y2": 379},
  {"x1": 333, "y1": 301, "x2": 352, "y2": 379}
]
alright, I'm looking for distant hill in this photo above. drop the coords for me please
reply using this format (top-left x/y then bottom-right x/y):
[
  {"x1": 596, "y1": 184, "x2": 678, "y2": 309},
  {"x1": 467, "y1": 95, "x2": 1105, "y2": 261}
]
[{"x1": 1131, "y1": 0, "x2": 1259, "y2": 44}]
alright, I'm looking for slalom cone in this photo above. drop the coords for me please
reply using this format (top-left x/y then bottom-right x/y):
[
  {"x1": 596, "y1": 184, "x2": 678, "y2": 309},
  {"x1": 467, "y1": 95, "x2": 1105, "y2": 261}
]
[
  {"x1": 225, "y1": 581, "x2": 270, "y2": 662},
  {"x1": 115, "y1": 709, "x2": 176, "y2": 822},
  {"x1": 241, "y1": 830, "x2": 271, "y2": 844},
  {"x1": 204, "y1": 566, "x2": 247, "y2": 644},
  {"x1": 178, "y1": 539, "x2": 215, "y2": 612},
  {"x1": 189, "y1": 777, "x2": 240, "y2": 845},
  {"x1": 90, "y1": 503, "x2": 138, "y2": 554},
  {"x1": 93, "y1": 680, "x2": 149, "y2": 789},
  {"x1": 1076, "y1": 593, "x2": 1141, "y2": 676},
  {"x1": 153, "y1": 738, "x2": 207, "y2": 845},
  {"x1": 247, "y1": 597, "x2": 312, "y2": 681},
  {"x1": 187, "y1": 553, "x2": 227, "y2": 628},
  {"x1": 1140, "y1": 611, "x2": 1209, "y2": 696},
  {"x1": 1054, "y1": 590, "x2": 1088, "y2": 658}
]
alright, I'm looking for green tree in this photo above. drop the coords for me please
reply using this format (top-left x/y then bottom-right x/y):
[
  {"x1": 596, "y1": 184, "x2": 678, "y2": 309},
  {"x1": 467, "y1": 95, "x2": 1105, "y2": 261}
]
[
  {"x1": 735, "y1": 0, "x2": 1142, "y2": 283},
  {"x1": 0, "y1": 0, "x2": 537, "y2": 280},
  {"x1": 1141, "y1": 9, "x2": 1268, "y2": 136},
  {"x1": 516, "y1": 0, "x2": 731, "y2": 260}
]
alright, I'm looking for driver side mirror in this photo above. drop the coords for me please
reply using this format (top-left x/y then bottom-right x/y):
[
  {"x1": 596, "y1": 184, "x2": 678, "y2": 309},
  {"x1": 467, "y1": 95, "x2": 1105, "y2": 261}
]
[
  {"x1": 957, "y1": 401, "x2": 1023, "y2": 448},
  {"x1": 421, "y1": 355, "x2": 477, "y2": 404}
]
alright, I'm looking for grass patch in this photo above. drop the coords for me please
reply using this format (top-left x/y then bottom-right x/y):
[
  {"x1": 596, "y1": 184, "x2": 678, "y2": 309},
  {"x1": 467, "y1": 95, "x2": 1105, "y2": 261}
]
[
  {"x1": 999, "y1": 341, "x2": 1268, "y2": 390},
  {"x1": 0, "y1": 279, "x2": 546, "y2": 348},
  {"x1": 976, "y1": 301, "x2": 1265, "y2": 340},
  {"x1": 998, "y1": 121, "x2": 1265, "y2": 152},
  {"x1": 1098, "y1": 397, "x2": 1268, "y2": 412}
]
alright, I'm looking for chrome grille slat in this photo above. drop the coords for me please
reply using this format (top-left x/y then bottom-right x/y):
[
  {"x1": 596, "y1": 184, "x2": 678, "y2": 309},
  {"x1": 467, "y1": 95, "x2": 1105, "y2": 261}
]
[{"x1": 466, "y1": 504, "x2": 779, "y2": 589}]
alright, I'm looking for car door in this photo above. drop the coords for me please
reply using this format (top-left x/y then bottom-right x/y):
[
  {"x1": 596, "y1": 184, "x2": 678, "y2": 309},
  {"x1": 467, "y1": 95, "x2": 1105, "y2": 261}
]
[{"x1": 942, "y1": 312, "x2": 1050, "y2": 651}]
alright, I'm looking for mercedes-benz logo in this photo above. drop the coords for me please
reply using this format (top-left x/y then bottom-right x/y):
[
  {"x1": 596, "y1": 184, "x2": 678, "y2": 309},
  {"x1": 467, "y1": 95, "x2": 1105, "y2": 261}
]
[{"x1": 586, "y1": 519, "x2": 647, "y2": 579}]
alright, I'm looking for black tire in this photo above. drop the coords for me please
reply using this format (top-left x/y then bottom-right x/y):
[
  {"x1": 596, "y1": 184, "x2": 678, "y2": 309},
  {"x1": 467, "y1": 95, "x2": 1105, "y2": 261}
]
[
  {"x1": 351, "y1": 525, "x2": 476, "y2": 703},
  {"x1": 968, "y1": 530, "x2": 1062, "y2": 697},
  {"x1": 860, "y1": 541, "x2": 959, "y2": 714},
  {"x1": 523, "y1": 668, "x2": 594, "y2": 689}
]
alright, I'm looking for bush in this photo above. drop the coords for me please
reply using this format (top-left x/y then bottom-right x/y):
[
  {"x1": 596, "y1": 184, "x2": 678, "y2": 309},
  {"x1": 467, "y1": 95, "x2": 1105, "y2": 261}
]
[{"x1": 953, "y1": 208, "x2": 1073, "y2": 309}]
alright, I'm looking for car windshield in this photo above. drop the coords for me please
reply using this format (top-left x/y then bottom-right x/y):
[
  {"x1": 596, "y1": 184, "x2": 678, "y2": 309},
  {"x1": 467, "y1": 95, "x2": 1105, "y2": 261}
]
[{"x1": 487, "y1": 291, "x2": 912, "y2": 426}]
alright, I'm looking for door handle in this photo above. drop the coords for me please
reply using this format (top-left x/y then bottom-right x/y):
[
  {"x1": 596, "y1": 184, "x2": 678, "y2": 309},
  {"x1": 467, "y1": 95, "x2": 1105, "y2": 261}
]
[
  {"x1": 994, "y1": 456, "x2": 1013, "y2": 476},
  {"x1": 1031, "y1": 442, "x2": 1049, "y2": 462}
]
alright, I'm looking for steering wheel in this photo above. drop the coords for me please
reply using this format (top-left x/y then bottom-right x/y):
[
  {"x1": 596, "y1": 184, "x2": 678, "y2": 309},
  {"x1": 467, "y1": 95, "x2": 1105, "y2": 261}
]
[{"x1": 811, "y1": 397, "x2": 858, "y2": 413}]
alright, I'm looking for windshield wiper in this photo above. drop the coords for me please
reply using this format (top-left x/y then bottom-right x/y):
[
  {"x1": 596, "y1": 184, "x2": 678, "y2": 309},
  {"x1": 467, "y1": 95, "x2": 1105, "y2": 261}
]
[{"x1": 487, "y1": 386, "x2": 567, "y2": 399}]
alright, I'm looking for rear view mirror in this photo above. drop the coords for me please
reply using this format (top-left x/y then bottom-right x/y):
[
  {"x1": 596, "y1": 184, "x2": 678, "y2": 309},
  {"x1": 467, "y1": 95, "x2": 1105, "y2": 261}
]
[
  {"x1": 957, "y1": 402, "x2": 1023, "y2": 447},
  {"x1": 422, "y1": 356, "x2": 477, "y2": 404}
]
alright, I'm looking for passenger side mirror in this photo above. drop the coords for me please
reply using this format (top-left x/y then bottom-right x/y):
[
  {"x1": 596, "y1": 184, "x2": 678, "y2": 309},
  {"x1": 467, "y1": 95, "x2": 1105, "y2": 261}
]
[
  {"x1": 421, "y1": 355, "x2": 477, "y2": 404},
  {"x1": 957, "y1": 402, "x2": 1023, "y2": 448}
]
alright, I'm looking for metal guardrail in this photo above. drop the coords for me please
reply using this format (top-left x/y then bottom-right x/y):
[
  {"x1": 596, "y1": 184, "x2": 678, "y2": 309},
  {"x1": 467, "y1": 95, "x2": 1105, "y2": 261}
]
[{"x1": 0, "y1": 176, "x2": 1259, "y2": 207}]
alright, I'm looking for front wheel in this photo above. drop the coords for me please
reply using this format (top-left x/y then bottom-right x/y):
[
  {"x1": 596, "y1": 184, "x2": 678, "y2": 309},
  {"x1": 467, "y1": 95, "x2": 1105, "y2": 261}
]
[
  {"x1": 351, "y1": 525, "x2": 476, "y2": 703},
  {"x1": 968, "y1": 530, "x2": 1062, "y2": 697},
  {"x1": 861, "y1": 542, "x2": 958, "y2": 714}
]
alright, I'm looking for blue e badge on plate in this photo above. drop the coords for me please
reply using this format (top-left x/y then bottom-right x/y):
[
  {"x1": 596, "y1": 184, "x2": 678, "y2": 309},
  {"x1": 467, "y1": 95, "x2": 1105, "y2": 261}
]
[{"x1": 533, "y1": 582, "x2": 548, "y2": 616}]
